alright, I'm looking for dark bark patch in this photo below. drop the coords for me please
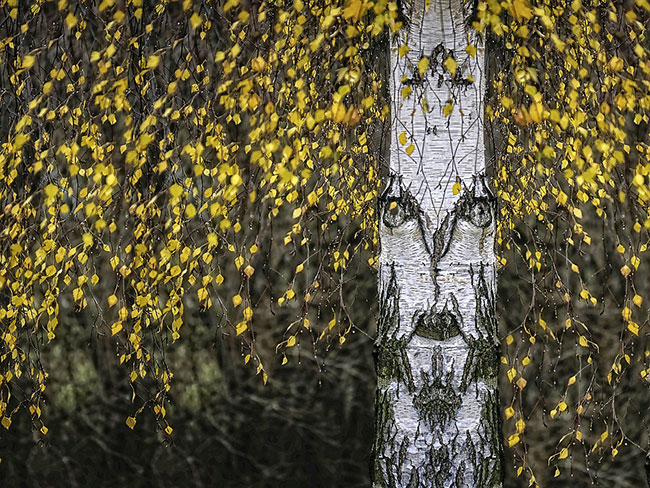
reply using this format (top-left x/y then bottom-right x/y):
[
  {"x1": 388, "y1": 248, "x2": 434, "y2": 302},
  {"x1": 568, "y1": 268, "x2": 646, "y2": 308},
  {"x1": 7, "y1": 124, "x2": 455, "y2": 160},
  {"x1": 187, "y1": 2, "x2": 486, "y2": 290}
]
[
  {"x1": 414, "y1": 309, "x2": 460, "y2": 340},
  {"x1": 458, "y1": 196, "x2": 493, "y2": 228},
  {"x1": 379, "y1": 174, "x2": 419, "y2": 229},
  {"x1": 423, "y1": 443, "x2": 453, "y2": 487},
  {"x1": 460, "y1": 265, "x2": 499, "y2": 391},
  {"x1": 413, "y1": 348, "x2": 461, "y2": 429},
  {"x1": 376, "y1": 264, "x2": 416, "y2": 391}
]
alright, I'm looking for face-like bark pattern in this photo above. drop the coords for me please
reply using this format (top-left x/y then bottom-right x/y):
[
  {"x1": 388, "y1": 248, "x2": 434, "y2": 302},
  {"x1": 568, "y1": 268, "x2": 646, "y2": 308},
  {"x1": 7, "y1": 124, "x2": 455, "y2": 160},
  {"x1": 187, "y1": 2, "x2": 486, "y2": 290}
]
[{"x1": 373, "y1": 1, "x2": 502, "y2": 486}]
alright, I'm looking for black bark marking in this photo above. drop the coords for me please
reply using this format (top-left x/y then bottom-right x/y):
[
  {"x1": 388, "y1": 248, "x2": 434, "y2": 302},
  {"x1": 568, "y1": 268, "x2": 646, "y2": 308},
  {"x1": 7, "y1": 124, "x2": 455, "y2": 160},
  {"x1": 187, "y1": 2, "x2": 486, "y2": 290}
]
[
  {"x1": 458, "y1": 195, "x2": 492, "y2": 228},
  {"x1": 376, "y1": 264, "x2": 415, "y2": 391},
  {"x1": 402, "y1": 42, "x2": 472, "y2": 90},
  {"x1": 427, "y1": 174, "x2": 496, "y2": 304},
  {"x1": 413, "y1": 347, "x2": 462, "y2": 430},
  {"x1": 460, "y1": 264, "x2": 499, "y2": 391},
  {"x1": 413, "y1": 295, "x2": 462, "y2": 340},
  {"x1": 372, "y1": 389, "x2": 398, "y2": 488},
  {"x1": 431, "y1": 211, "x2": 453, "y2": 265},
  {"x1": 406, "y1": 466, "x2": 419, "y2": 488},
  {"x1": 423, "y1": 441, "x2": 453, "y2": 488},
  {"x1": 380, "y1": 174, "x2": 420, "y2": 229},
  {"x1": 379, "y1": 172, "x2": 435, "y2": 256},
  {"x1": 475, "y1": 389, "x2": 504, "y2": 487}
]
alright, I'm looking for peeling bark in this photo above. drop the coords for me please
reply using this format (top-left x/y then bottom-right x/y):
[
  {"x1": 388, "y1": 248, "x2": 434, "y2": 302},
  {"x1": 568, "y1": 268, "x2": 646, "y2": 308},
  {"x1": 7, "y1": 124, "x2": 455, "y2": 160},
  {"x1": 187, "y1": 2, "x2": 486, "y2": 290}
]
[{"x1": 373, "y1": 0, "x2": 503, "y2": 486}]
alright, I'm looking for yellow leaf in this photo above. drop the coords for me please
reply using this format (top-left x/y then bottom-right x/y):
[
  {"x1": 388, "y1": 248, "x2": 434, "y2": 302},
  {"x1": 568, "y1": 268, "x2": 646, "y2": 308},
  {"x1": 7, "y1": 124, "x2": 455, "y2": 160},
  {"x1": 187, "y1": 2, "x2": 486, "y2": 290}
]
[
  {"x1": 169, "y1": 184, "x2": 183, "y2": 198},
  {"x1": 108, "y1": 295, "x2": 117, "y2": 307},
  {"x1": 529, "y1": 102, "x2": 543, "y2": 123},
  {"x1": 515, "y1": 419, "x2": 526, "y2": 433},
  {"x1": 405, "y1": 144, "x2": 415, "y2": 155},
  {"x1": 111, "y1": 322, "x2": 123, "y2": 336},
  {"x1": 633, "y1": 294, "x2": 643, "y2": 307},
  {"x1": 72, "y1": 288, "x2": 83, "y2": 301},
  {"x1": 197, "y1": 288, "x2": 208, "y2": 301},
  {"x1": 465, "y1": 44, "x2": 477, "y2": 57},
  {"x1": 622, "y1": 307, "x2": 632, "y2": 320},
  {"x1": 443, "y1": 57, "x2": 457, "y2": 77},
  {"x1": 452, "y1": 182, "x2": 461, "y2": 195},
  {"x1": 505, "y1": 406, "x2": 515, "y2": 419},
  {"x1": 558, "y1": 448, "x2": 568, "y2": 460},
  {"x1": 342, "y1": 0, "x2": 364, "y2": 20},
  {"x1": 287, "y1": 335, "x2": 296, "y2": 347},
  {"x1": 417, "y1": 56, "x2": 430, "y2": 76},
  {"x1": 628, "y1": 322, "x2": 639, "y2": 336},
  {"x1": 22, "y1": 56, "x2": 35, "y2": 69},
  {"x1": 251, "y1": 57, "x2": 266, "y2": 72},
  {"x1": 236, "y1": 322, "x2": 247, "y2": 335},
  {"x1": 190, "y1": 12, "x2": 202, "y2": 29},
  {"x1": 232, "y1": 294, "x2": 242, "y2": 307},
  {"x1": 44, "y1": 183, "x2": 58, "y2": 198},
  {"x1": 443, "y1": 103, "x2": 454, "y2": 117},
  {"x1": 511, "y1": 0, "x2": 533, "y2": 21},
  {"x1": 508, "y1": 434, "x2": 520, "y2": 447},
  {"x1": 147, "y1": 56, "x2": 160, "y2": 68},
  {"x1": 507, "y1": 367, "x2": 517, "y2": 382},
  {"x1": 398, "y1": 132, "x2": 407, "y2": 145},
  {"x1": 332, "y1": 101, "x2": 346, "y2": 123},
  {"x1": 126, "y1": 416, "x2": 136, "y2": 429},
  {"x1": 65, "y1": 12, "x2": 77, "y2": 29}
]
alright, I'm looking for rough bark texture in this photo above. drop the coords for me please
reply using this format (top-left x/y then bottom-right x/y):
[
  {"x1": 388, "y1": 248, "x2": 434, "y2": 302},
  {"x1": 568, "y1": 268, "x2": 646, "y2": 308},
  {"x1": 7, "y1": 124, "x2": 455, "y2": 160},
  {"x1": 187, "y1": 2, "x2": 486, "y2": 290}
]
[{"x1": 373, "y1": 0, "x2": 503, "y2": 486}]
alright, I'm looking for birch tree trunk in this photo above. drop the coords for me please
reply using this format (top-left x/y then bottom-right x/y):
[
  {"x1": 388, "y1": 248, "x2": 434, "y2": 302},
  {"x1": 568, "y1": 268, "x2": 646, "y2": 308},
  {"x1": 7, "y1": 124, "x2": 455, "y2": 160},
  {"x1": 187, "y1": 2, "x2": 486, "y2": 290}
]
[{"x1": 373, "y1": 1, "x2": 503, "y2": 486}]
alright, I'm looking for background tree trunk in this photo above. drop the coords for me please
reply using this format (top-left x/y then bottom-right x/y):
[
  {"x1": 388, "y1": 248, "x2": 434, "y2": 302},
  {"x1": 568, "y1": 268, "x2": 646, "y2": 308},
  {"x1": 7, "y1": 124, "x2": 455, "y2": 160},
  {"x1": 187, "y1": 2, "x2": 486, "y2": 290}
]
[{"x1": 373, "y1": 0, "x2": 503, "y2": 486}]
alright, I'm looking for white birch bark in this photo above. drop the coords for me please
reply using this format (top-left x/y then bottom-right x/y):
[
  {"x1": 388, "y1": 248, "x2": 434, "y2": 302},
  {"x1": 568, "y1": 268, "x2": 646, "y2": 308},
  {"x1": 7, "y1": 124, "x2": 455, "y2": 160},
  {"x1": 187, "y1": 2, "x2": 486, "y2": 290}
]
[{"x1": 373, "y1": 0, "x2": 502, "y2": 486}]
